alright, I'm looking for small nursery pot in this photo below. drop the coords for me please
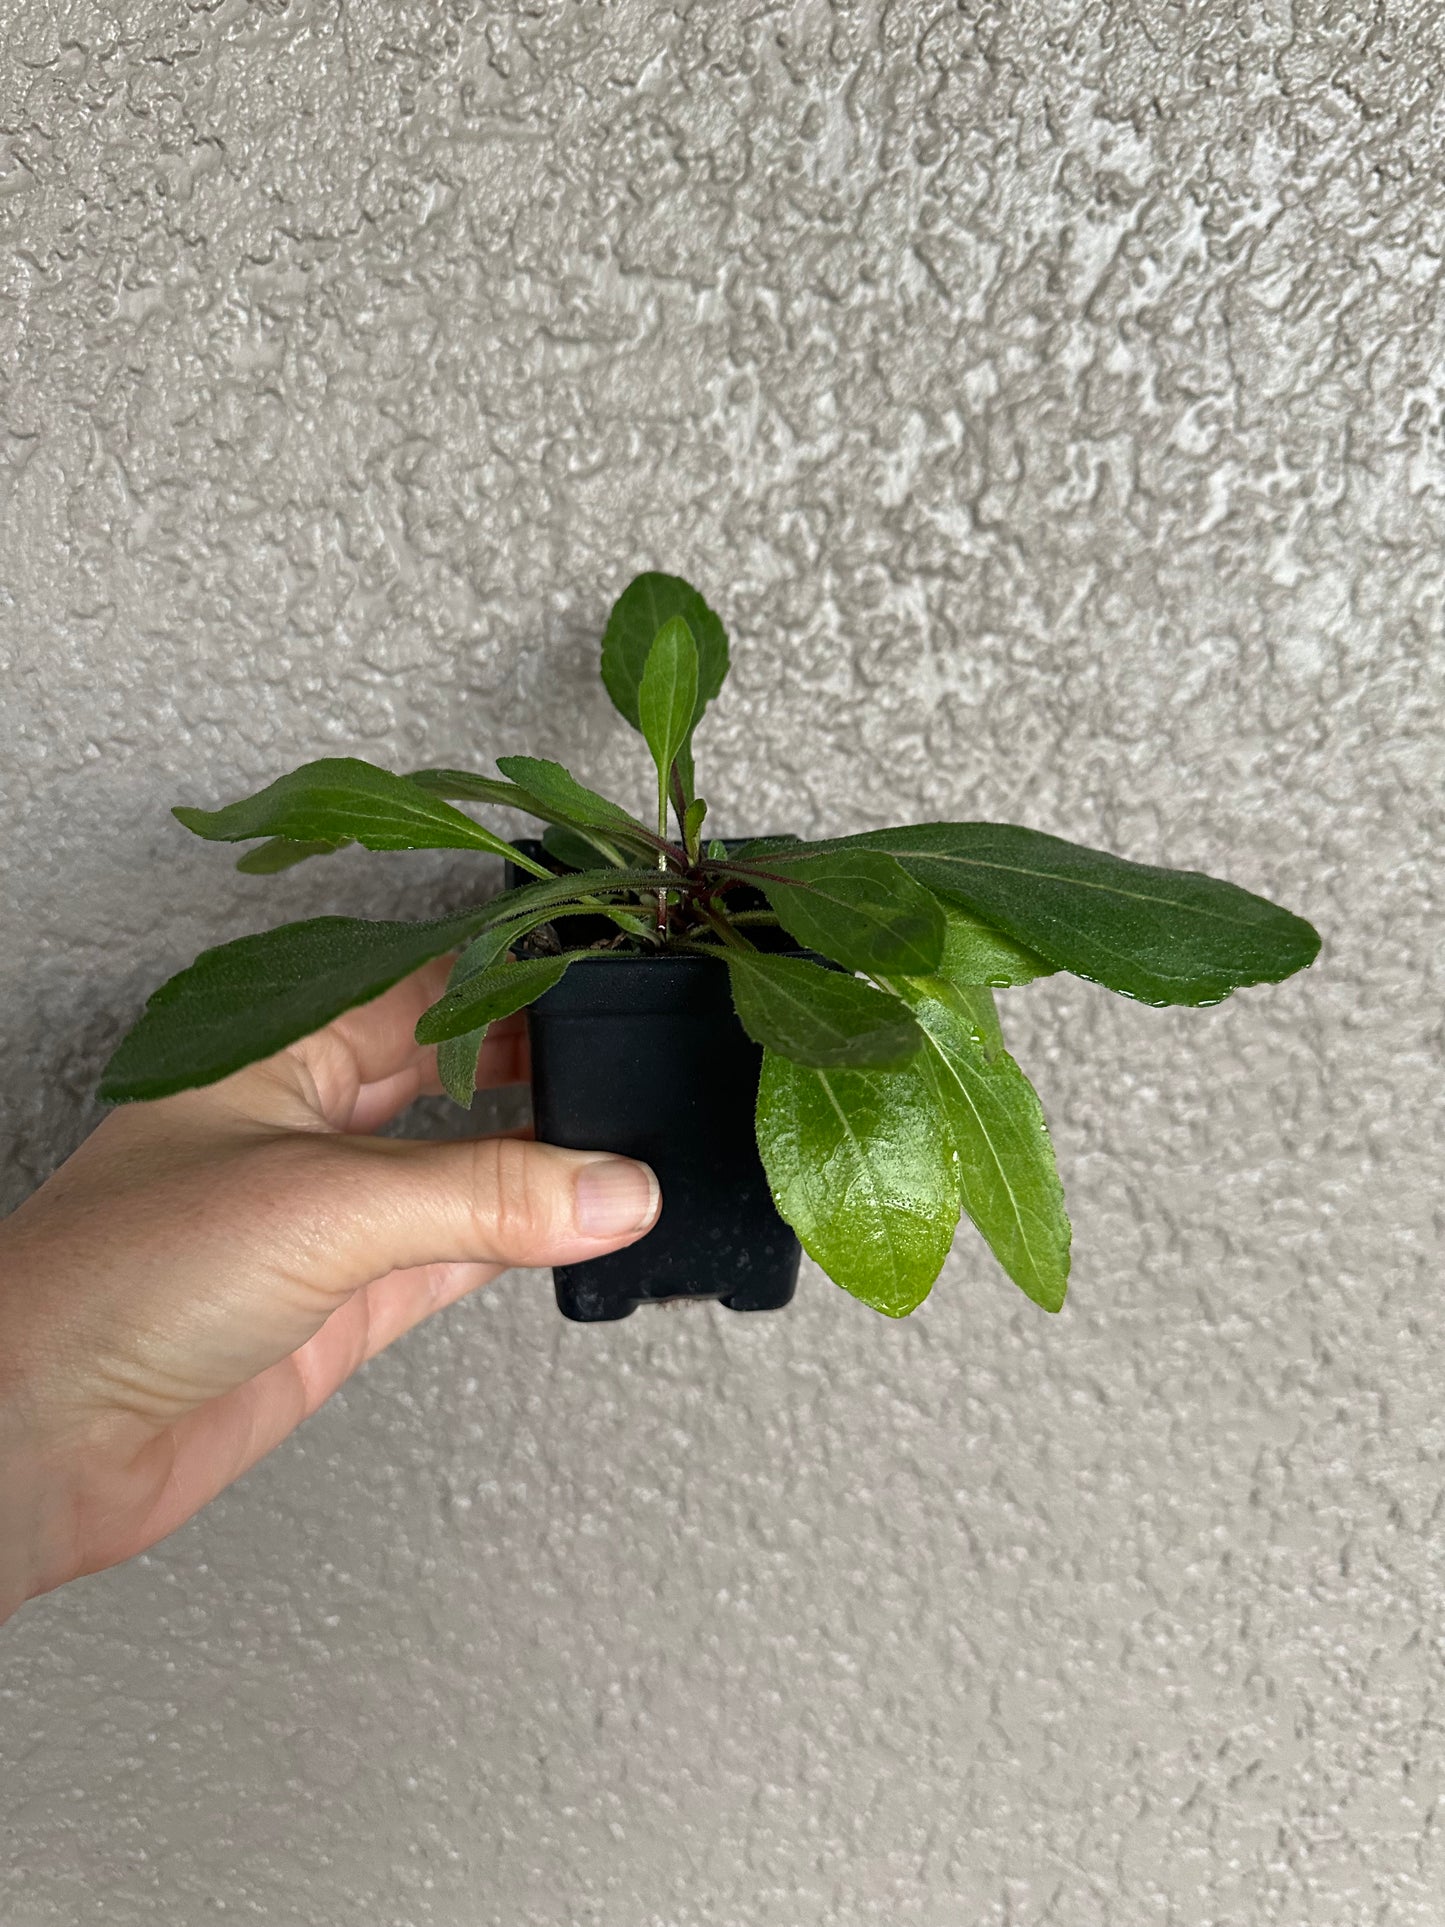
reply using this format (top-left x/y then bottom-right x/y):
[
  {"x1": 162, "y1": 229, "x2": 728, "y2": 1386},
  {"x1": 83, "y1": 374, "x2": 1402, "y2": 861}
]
[{"x1": 503, "y1": 842, "x2": 802, "y2": 1323}]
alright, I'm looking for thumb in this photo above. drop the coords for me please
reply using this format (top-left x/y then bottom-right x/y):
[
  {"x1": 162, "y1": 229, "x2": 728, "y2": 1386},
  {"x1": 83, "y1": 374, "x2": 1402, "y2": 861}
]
[
  {"x1": 293, "y1": 1131, "x2": 662, "y2": 1295},
  {"x1": 8, "y1": 1123, "x2": 663, "y2": 1440}
]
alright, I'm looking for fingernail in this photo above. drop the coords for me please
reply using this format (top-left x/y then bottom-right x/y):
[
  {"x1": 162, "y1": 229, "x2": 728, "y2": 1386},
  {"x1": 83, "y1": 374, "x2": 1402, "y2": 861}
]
[{"x1": 573, "y1": 1157, "x2": 660, "y2": 1238}]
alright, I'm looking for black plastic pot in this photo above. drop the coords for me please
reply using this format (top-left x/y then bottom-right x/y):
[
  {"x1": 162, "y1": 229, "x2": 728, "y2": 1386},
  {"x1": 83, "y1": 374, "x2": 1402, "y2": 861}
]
[{"x1": 502, "y1": 841, "x2": 802, "y2": 1322}]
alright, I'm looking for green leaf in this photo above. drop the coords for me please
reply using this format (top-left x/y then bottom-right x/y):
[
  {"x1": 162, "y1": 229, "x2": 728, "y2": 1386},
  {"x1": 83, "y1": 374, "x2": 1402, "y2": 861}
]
[
  {"x1": 98, "y1": 907, "x2": 497, "y2": 1104},
  {"x1": 474, "y1": 865, "x2": 676, "y2": 931},
  {"x1": 416, "y1": 954, "x2": 577, "y2": 1046},
  {"x1": 729, "y1": 834, "x2": 803, "y2": 861},
  {"x1": 436, "y1": 1039, "x2": 484, "y2": 1107},
  {"x1": 235, "y1": 836, "x2": 351, "y2": 874},
  {"x1": 946, "y1": 982, "x2": 1007, "y2": 1060},
  {"x1": 706, "y1": 838, "x2": 727, "y2": 860},
  {"x1": 404, "y1": 766, "x2": 631, "y2": 851},
  {"x1": 494, "y1": 756, "x2": 652, "y2": 840},
  {"x1": 404, "y1": 767, "x2": 542, "y2": 811},
  {"x1": 436, "y1": 1031, "x2": 485, "y2": 1109},
  {"x1": 896, "y1": 979, "x2": 1071, "y2": 1312},
  {"x1": 722, "y1": 951, "x2": 923, "y2": 1068},
  {"x1": 762, "y1": 823, "x2": 1321, "y2": 1007},
  {"x1": 755, "y1": 1051, "x2": 960, "y2": 1317},
  {"x1": 173, "y1": 756, "x2": 549, "y2": 876},
  {"x1": 542, "y1": 822, "x2": 623, "y2": 871},
  {"x1": 434, "y1": 938, "x2": 497, "y2": 1108},
  {"x1": 433, "y1": 915, "x2": 568, "y2": 1106},
  {"x1": 751, "y1": 851, "x2": 945, "y2": 976},
  {"x1": 638, "y1": 616, "x2": 699, "y2": 807},
  {"x1": 600, "y1": 571, "x2": 729, "y2": 734},
  {"x1": 433, "y1": 924, "x2": 507, "y2": 1111},
  {"x1": 459, "y1": 909, "x2": 565, "y2": 975},
  {"x1": 411, "y1": 765, "x2": 657, "y2": 859},
  {"x1": 935, "y1": 906, "x2": 1056, "y2": 988},
  {"x1": 673, "y1": 739, "x2": 697, "y2": 811},
  {"x1": 683, "y1": 797, "x2": 708, "y2": 861}
]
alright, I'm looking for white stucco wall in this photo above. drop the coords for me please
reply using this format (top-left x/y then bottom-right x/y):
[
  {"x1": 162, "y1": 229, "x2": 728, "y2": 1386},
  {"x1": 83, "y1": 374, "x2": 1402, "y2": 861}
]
[{"x1": 2, "y1": 2, "x2": 1441, "y2": 1921}]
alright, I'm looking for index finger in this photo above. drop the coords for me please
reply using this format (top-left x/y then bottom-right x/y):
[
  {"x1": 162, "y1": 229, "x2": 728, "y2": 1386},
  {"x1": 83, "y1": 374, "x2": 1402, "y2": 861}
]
[
  {"x1": 286, "y1": 953, "x2": 528, "y2": 1129},
  {"x1": 341, "y1": 1011, "x2": 530, "y2": 1133}
]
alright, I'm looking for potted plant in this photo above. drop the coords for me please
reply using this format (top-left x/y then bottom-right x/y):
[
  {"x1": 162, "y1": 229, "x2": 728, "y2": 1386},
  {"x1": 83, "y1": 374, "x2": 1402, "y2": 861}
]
[{"x1": 97, "y1": 571, "x2": 1322, "y2": 1323}]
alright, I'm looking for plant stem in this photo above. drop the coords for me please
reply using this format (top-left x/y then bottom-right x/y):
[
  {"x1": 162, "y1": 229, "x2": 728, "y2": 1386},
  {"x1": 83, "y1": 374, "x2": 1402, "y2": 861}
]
[
  {"x1": 698, "y1": 903, "x2": 756, "y2": 951},
  {"x1": 669, "y1": 762, "x2": 689, "y2": 831},
  {"x1": 655, "y1": 774, "x2": 670, "y2": 937}
]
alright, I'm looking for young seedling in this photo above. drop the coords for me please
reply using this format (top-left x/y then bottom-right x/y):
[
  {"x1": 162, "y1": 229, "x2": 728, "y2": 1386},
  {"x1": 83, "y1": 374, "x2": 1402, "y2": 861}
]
[{"x1": 98, "y1": 572, "x2": 1322, "y2": 1318}]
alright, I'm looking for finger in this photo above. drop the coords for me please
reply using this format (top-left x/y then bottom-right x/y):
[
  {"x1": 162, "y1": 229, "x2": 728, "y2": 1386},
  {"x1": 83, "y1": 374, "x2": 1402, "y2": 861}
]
[
  {"x1": 342, "y1": 1066, "x2": 431, "y2": 1136},
  {"x1": 342, "y1": 1015, "x2": 530, "y2": 1134},
  {"x1": 275, "y1": 953, "x2": 464, "y2": 1129},
  {"x1": 476, "y1": 1011, "x2": 530, "y2": 1089}
]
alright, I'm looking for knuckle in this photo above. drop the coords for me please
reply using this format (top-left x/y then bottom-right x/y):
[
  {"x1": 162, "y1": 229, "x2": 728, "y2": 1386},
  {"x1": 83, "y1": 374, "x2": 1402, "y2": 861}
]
[
  {"x1": 235, "y1": 1130, "x2": 335, "y2": 1213},
  {"x1": 468, "y1": 1136, "x2": 555, "y2": 1255},
  {"x1": 226, "y1": 1132, "x2": 361, "y2": 1261}
]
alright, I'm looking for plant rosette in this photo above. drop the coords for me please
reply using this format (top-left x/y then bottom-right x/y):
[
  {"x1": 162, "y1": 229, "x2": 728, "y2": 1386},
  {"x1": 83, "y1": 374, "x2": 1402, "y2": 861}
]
[{"x1": 98, "y1": 571, "x2": 1322, "y2": 1323}]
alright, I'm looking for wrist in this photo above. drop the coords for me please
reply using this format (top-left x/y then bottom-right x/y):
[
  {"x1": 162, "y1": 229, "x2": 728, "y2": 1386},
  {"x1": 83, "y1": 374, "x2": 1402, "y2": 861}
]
[
  {"x1": 0, "y1": 1420, "x2": 51, "y2": 1623},
  {"x1": 0, "y1": 1325, "x2": 88, "y2": 1622}
]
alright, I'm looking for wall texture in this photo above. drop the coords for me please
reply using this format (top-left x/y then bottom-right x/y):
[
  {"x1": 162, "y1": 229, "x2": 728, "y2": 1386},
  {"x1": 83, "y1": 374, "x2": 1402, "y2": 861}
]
[{"x1": 2, "y1": 1, "x2": 1442, "y2": 1921}]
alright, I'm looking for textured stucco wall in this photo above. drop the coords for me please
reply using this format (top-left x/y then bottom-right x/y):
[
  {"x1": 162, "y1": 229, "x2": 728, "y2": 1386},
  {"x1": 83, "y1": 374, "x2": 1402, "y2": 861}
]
[{"x1": 2, "y1": 1, "x2": 1442, "y2": 1921}]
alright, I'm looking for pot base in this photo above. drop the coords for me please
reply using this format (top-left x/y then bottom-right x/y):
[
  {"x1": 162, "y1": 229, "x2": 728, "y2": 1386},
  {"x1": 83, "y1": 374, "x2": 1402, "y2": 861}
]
[{"x1": 554, "y1": 1256, "x2": 805, "y2": 1318}]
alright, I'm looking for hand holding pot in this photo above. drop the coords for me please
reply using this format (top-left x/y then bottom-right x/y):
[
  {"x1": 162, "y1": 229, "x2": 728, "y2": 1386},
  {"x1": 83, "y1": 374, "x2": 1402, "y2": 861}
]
[{"x1": 0, "y1": 955, "x2": 660, "y2": 1622}]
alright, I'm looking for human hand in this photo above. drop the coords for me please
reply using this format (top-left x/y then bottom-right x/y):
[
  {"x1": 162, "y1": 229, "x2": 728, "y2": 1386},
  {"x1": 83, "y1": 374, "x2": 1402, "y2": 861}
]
[{"x1": 0, "y1": 954, "x2": 660, "y2": 1622}]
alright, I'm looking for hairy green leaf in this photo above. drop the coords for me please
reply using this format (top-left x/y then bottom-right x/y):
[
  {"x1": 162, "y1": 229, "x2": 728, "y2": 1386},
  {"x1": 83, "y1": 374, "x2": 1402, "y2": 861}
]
[
  {"x1": 433, "y1": 940, "x2": 495, "y2": 1106},
  {"x1": 464, "y1": 909, "x2": 566, "y2": 976},
  {"x1": 893, "y1": 979, "x2": 1070, "y2": 1309},
  {"x1": 755, "y1": 1051, "x2": 960, "y2": 1317},
  {"x1": 600, "y1": 571, "x2": 729, "y2": 734},
  {"x1": 172, "y1": 756, "x2": 549, "y2": 877},
  {"x1": 638, "y1": 616, "x2": 699, "y2": 808},
  {"x1": 673, "y1": 739, "x2": 697, "y2": 811},
  {"x1": 722, "y1": 951, "x2": 922, "y2": 1068},
  {"x1": 235, "y1": 836, "x2": 351, "y2": 875},
  {"x1": 728, "y1": 834, "x2": 803, "y2": 861},
  {"x1": 475, "y1": 866, "x2": 677, "y2": 931},
  {"x1": 494, "y1": 756, "x2": 652, "y2": 840},
  {"x1": 762, "y1": 823, "x2": 1321, "y2": 1007},
  {"x1": 946, "y1": 981, "x2": 1007, "y2": 1060},
  {"x1": 751, "y1": 851, "x2": 945, "y2": 976},
  {"x1": 935, "y1": 906, "x2": 1056, "y2": 988},
  {"x1": 415, "y1": 954, "x2": 577, "y2": 1046},
  {"x1": 408, "y1": 766, "x2": 631, "y2": 851},
  {"x1": 542, "y1": 822, "x2": 624, "y2": 870},
  {"x1": 683, "y1": 797, "x2": 708, "y2": 860},
  {"x1": 98, "y1": 907, "x2": 496, "y2": 1104},
  {"x1": 433, "y1": 914, "x2": 571, "y2": 1105},
  {"x1": 404, "y1": 767, "x2": 541, "y2": 811},
  {"x1": 435, "y1": 1032, "x2": 485, "y2": 1109}
]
